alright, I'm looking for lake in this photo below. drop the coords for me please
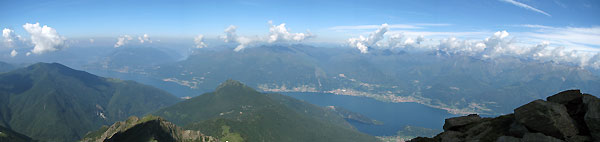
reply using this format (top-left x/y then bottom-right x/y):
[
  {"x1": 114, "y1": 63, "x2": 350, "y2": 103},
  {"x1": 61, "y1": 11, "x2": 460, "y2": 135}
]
[{"x1": 281, "y1": 92, "x2": 457, "y2": 136}]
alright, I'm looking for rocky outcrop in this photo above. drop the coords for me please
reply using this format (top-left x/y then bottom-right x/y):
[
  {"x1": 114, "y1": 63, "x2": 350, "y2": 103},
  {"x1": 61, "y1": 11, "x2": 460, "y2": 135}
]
[
  {"x1": 514, "y1": 100, "x2": 578, "y2": 139},
  {"x1": 583, "y1": 94, "x2": 600, "y2": 140},
  {"x1": 443, "y1": 114, "x2": 482, "y2": 131},
  {"x1": 81, "y1": 115, "x2": 217, "y2": 142},
  {"x1": 409, "y1": 90, "x2": 600, "y2": 142}
]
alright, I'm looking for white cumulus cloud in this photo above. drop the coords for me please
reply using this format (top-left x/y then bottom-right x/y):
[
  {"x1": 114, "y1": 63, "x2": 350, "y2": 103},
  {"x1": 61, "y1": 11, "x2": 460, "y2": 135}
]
[
  {"x1": 114, "y1": 35, "x2": 133, "y2": 48},
  {"x1": 138, "y1": 34, "x2": 152, "y2": 43},
  {"x1": 267, "y1": 21, "x2": 313, "y2": 43},
  {"x1": 589, "y1": 53, "x2": 600, "y2": 69},
  {"x1": 431, "y1": 30, "x2": 600, "y2": 69},
  {"x1": 22, "y1": 23, "x2": 66, "y2": 55},
  {"x1": 233, "y1": 36, "x2": 253, "y2": 52},
  {"x1": 10, "y1": 49, "x2": 17, "y2": 57},
  {"x1": 194, "y1": 34, "x2": 207, "y2": 48},
  {"x1": 221, "y1": 25, "x2": 238, "y2": 43},
  {"x1": 3, "y1": 28, "x2": 16, "y2": 47},
  {"x1": 3, "y1": 28, "x2": 26, "y2": 48},
  {"x1": 347, "y1": 24, "x2": 600, "y2": 69},
  {"x1": 387, "y1": 33, "x2": 426, "y2": 50},
  {"x1": 347, "y1": 23, "x2": 389, "y2": 53},
  {"x1": 220, "y1": 25, "x2": 255, "y2": 51},
  {"x1": 219, "y1": 21, "x2": 315, "y2": 52}
]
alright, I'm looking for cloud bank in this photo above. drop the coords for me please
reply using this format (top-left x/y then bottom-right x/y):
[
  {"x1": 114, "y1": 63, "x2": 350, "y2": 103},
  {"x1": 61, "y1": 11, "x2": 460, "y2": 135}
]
[
  {"x1": 347, "y1": 23, "x2": 389, "y2": 53},
  {"x1": 220, "y1": 25, "x2": 254, "y2": 51},
  {"x1": 194, "y1": 34, "x2": 207, "y2": 48},
  {"x1": 114, "y1": 34, "x2": 153, "y2": 48},
  {"x1": 267, "y1": 21, "x2": 313, "y2": 43},
  {"x1": 3, "y1": 28, "x2": 18, "y2": 47},
  {"x1": 22, "y1": 23, "x2": 66, "y2": 55},
  {"x1": 436, "y1": 31, "x2": 599, "y2": 69},
  {"x1": 219, "y1": 21, "x2": 314, "y2": 52},
  {"x1": 114, "y1": 35, "x2": 133, "y2": 48},
  {"x1": 347, "y1": 24, "x2": 600, "y2": 69},
  {"x1": 138, "y1": 34, "x2": 152, "y2": 43}
]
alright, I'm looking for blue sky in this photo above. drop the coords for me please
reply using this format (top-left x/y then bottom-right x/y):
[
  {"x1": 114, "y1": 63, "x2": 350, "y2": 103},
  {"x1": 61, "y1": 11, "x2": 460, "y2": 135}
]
[
  {"x1": 1, "y1": 0, "x2": 600, "y2": 65},
  {"x1": 1, "y1": 0, "x2": 598, "y2": 37}
]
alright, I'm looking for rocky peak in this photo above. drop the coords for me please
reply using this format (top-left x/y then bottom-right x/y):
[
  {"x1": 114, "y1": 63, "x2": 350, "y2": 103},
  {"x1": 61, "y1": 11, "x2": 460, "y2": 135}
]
[
  {"x1": 410, "y1": 89, "x2": 600, "y2": 142},
  {"x1": 82, "y1": 115, "x2": 217, "y2": 142},
  {"x1": 443, "y1": 114, "x2": 482, "y2": 131}
]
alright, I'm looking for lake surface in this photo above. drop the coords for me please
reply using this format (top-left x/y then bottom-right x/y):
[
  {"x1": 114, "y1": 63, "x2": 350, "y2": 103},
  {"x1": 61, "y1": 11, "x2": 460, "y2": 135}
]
[{"x1": 281, "y1": 92, "x2": 457, "y2": 136}]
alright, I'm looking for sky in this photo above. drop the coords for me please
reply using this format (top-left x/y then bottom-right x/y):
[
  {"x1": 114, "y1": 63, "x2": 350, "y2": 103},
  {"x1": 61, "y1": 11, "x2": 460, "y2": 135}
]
[
  {"x1": 1, "y1": 0, "x2": 598, "y2": 37},
  {"x1": 1, "y1": 0, "x2": 600, "y2": 67}
]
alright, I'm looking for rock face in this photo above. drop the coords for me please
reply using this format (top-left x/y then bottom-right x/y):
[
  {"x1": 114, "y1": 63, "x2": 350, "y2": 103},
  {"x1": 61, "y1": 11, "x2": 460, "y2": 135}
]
[
  {"x1": 443, "y1": 114, "x2": 481, "y2": 131},
  {"x1": 409, "y1": 90, "x2": 600, "y2": 142},
  {"x1": 81, "y1": 115, "x2": 217, "y2": 142},
  {"x1": 514, "y1": 100, "x2": 578, "y2": 139},
  {"x1": 583, "y1": 94, "x2": 600, "y2": 140}
]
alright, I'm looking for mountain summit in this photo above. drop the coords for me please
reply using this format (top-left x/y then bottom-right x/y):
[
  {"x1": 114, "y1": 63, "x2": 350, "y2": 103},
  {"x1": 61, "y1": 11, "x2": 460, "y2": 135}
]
[
  {"x1": 214, "y1": 79, "x2": 256, "y2": 95},
  {"x1": 82, "y1": 115, "x2": 217, "y2": 142}
]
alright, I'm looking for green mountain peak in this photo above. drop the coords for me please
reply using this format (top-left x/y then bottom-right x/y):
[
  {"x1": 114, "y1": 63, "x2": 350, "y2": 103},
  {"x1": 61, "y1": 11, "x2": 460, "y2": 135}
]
[
  {"x1": 26, "y1": 62, "x2": 72, "y2": 72},
  {"x1": 0, "y1": 62, "x2": 181, "y2": 141},
  {"x1": 214, "y1": 79, "x2": 258, "y2": 95}
]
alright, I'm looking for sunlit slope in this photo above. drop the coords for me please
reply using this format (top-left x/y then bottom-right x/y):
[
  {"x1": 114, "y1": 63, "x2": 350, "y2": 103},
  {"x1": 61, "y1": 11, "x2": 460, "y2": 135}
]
[{"x1": 0, "y1": 62, "x2": 181, "y2": 141}]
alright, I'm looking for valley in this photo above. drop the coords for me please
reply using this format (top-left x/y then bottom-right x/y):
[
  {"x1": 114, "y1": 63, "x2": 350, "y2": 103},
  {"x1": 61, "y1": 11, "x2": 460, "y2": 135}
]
[{"x1": 72, "y1": 45, "x2": 600, "y2": 116}]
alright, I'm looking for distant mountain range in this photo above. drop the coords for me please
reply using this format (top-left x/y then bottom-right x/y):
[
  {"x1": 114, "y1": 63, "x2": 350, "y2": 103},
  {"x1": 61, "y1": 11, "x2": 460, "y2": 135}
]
[
  {"x1": 0, "y1": 62, "x2": 181, "y2": 141},
  {"x1": 86, "y1": 45, "x2": 600, "y2": 115},
  {"x1": 0, "y1": 61, "x2": 17, "y2": 73},
  {"x1": 1, "y1": 49, "x2": 598, "y2": 141},
  {"x1": 5, "y1": 44, "x2": 599, "y2": 116}
]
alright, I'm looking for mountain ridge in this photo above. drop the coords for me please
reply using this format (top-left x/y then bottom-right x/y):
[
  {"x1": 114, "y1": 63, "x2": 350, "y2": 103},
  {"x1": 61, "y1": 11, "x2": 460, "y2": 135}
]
[
  {"x1": 0, "y1": 62, "x2": 181, "y2": 141},
  {"x1": 82, "y1": 115, "x2": 217, "y2": 142}
]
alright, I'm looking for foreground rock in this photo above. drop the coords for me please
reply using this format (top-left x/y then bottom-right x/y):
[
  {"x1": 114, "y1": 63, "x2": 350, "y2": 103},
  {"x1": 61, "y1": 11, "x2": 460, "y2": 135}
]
[
  {"x1": 409, "y1": 90, "x2": 600, "y2": 142},
  {"x1": 81, "y1": 115, "x2": 217, "y2": 142},
  {"x1": 584, "y1": 94, "x2": 600, "y2": 141},
  {"x1": 514, "y1": 100, "x2": 578, "y2": 139}
]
